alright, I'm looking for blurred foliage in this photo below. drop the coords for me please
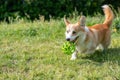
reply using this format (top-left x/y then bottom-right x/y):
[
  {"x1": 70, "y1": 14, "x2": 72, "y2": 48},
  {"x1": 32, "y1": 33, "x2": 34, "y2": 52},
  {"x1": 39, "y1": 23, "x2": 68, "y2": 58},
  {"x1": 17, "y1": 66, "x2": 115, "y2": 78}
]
[{"x1": 0, "y1": 0, "x2": 120, "y2": 21}]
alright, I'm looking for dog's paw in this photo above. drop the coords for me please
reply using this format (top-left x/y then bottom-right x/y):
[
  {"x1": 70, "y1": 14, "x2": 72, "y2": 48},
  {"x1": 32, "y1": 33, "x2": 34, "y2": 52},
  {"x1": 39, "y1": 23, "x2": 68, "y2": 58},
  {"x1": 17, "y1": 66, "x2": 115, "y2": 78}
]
[{"x1": 70, "y1": 56, "x2": 77, "y2": 60}]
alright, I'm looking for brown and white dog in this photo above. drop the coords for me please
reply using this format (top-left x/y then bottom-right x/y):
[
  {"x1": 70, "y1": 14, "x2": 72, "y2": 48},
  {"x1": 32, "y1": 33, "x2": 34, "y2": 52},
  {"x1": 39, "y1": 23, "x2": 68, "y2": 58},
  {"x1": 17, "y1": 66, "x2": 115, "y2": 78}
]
[{"x1": 64, "y1": 5, "x2": 114, "y2": 60}]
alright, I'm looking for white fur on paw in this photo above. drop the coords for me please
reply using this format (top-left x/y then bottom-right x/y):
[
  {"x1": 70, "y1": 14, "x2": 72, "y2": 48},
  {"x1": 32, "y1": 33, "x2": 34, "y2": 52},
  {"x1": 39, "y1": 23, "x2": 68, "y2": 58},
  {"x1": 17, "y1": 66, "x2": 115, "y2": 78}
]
[
  {"x1": 96, "y1": 44, "x2": 104, "y2": 51},
  {"x1": 70, "y1": 56, "x2": 77, "y2": 60}
]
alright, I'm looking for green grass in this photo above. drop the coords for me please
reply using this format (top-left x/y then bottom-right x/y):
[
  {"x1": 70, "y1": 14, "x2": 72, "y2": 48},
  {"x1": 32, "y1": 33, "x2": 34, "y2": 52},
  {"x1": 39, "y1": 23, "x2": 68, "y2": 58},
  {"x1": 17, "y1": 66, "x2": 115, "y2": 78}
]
[{"x1": 0, "y1": 16, "x2": 120, "y2": 80}]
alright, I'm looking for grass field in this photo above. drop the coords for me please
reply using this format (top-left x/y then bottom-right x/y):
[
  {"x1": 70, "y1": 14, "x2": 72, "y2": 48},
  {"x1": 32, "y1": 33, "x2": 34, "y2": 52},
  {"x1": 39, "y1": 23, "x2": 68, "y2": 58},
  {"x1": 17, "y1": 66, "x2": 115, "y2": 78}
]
[{"x1": 0, "y1": 16, "x2": 120, "y2": 80}]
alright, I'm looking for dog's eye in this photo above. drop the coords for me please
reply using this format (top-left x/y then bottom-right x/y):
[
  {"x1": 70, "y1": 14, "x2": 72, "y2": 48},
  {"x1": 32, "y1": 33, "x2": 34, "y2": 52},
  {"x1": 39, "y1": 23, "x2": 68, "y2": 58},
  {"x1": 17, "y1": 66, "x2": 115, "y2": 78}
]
[
  {"x1": 72, "y1": 31, "x2": 76, "y2": 34},
  {"x1": 67, "y1": 30, "x2": 69, "y2": 33}
]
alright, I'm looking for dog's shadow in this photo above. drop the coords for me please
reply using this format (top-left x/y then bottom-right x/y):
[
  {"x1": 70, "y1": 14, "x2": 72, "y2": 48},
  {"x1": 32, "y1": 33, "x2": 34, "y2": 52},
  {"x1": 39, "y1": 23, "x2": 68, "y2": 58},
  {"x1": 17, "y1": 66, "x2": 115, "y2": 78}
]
[{"x1": 81, "y1": 47, "x2": 120, "y2": 64}]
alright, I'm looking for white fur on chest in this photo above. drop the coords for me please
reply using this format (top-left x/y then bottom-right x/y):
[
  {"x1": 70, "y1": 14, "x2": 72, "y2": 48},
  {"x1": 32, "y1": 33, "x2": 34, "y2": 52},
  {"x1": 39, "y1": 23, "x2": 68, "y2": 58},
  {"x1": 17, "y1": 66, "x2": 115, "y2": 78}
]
[
  {"x1": 76, "y1": 40, "x2": 94, "y2": 54},
  {"x1": 75, "y1": 28, "x2": 97, "y2": 54}
]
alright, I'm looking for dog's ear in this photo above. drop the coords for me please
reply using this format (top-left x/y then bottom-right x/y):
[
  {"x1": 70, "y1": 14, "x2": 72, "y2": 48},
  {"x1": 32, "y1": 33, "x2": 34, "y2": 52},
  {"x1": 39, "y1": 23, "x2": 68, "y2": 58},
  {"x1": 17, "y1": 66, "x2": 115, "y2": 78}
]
[
  {"x1": 79, "y1": 16, "x2": 86, "y2": 27},
  {"x1": 64, "y1": 17, "x2": 70, "y2": 26}
]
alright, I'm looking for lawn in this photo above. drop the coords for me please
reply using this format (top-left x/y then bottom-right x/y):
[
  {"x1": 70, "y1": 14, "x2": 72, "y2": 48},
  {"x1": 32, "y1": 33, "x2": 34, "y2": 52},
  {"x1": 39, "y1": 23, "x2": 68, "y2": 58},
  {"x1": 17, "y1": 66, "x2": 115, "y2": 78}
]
[{"x1": 0, "y1": 16, "x2": 120, "y2": 80}]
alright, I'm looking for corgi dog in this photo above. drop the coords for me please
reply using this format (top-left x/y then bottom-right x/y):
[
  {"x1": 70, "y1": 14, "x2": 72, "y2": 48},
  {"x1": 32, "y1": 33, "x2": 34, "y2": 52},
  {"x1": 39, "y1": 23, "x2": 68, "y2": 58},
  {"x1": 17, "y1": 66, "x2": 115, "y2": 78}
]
[{"x1": 64, "y1": 5, "x2": 114, "y2": 60}]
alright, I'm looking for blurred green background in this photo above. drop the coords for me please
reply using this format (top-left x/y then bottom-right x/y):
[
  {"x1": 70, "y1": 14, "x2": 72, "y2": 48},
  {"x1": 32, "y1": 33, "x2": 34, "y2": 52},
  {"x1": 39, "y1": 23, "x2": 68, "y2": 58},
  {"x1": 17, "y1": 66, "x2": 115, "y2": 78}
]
[{"x1": 0, "y1": 0, "x2": 120, "y2": 21}]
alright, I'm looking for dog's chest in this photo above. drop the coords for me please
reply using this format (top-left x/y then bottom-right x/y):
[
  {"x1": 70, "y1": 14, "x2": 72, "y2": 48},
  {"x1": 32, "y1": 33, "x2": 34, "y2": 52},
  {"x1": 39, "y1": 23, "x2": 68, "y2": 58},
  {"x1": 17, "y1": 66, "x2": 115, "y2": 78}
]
[{"x1": 76, "y1": 40, "x2": 96, "y2": 53}]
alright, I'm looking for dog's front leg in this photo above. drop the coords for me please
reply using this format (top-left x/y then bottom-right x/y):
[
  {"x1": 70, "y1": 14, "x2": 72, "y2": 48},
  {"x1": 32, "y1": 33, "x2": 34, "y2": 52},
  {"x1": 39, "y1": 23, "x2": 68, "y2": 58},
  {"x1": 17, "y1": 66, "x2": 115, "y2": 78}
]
[{"x1": 70, "y1": 50, "x2": 78, "y2": 60}]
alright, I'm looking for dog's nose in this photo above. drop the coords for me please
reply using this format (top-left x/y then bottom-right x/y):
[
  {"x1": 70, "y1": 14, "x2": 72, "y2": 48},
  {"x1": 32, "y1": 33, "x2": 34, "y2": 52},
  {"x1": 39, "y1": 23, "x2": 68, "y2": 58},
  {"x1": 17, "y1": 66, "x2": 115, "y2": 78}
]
[{"x1": 66, "y1": 38, "x2": 70, "y2": 41}]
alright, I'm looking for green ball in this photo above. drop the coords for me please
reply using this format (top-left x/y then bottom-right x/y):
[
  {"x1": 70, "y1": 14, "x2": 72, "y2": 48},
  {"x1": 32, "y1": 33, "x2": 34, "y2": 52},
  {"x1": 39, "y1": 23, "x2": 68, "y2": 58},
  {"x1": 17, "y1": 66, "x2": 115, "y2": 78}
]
[{"x1": 62, "y1": 42, "x2": 75, "y2": 55}]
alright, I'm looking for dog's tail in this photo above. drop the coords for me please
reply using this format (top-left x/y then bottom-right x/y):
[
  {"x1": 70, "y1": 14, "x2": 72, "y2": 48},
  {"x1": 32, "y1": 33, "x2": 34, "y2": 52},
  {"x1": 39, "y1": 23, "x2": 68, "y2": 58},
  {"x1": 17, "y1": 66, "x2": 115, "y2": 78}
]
[{"x1": 102, "y1": 5, "x2": 114, "y2": 27}]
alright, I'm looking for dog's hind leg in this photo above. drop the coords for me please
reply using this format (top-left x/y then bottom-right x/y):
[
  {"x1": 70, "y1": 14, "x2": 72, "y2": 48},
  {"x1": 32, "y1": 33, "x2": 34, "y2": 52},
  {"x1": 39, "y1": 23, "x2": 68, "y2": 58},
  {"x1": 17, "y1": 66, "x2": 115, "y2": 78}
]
[
  {"x1": 101, "y1": 42, "x2": 110, "y2": 54},
  {"x1": 101, "y1": 31, "x2": 111, "y2": 53}
]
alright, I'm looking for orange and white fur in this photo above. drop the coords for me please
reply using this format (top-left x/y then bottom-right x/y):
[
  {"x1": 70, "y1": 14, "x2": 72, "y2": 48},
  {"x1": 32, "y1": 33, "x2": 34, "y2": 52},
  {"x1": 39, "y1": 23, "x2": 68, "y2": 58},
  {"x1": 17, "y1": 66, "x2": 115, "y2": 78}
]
[{"x1": 64, "y1": 5, "x2": 114, "y2": 60}]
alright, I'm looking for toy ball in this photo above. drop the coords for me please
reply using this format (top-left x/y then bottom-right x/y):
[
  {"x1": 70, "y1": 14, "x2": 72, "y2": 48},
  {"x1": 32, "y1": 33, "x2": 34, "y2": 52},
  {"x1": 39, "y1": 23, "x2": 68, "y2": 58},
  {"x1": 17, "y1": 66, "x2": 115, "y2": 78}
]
[{"x1": 62, "y1": 42, "x2": 75, "y2": 55}]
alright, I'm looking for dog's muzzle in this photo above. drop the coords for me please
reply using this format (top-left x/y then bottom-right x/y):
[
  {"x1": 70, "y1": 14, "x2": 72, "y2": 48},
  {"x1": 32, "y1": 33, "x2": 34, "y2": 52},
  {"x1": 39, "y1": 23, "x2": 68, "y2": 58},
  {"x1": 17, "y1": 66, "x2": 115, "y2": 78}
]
[
  {"x1": 66, "y1": 38, "x2": 70, "y2": 41},
  {"x1": 66, "y1": 36, "x2": 79, "y2": 43}
]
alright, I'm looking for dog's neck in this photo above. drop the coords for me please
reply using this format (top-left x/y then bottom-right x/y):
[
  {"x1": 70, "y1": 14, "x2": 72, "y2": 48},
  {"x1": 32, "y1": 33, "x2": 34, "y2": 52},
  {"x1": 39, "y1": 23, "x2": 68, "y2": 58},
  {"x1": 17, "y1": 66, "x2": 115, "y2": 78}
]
[
  {"x1": 75, "y1": 26, "x2": 89, "y2": 45},
  {"x1": 84, "y1": 26, "x2": 89, "y2": 32},
  {"x1": 80, "y1": 26, "x2": 89, "y2": 42}
]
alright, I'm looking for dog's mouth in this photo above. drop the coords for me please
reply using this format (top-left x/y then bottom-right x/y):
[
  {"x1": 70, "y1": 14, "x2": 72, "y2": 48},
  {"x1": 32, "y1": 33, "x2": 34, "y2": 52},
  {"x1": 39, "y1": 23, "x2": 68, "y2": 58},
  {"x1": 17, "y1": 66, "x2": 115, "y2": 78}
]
[{"x1": 71, "y1": 36, "x2": 79, "y2": 43}]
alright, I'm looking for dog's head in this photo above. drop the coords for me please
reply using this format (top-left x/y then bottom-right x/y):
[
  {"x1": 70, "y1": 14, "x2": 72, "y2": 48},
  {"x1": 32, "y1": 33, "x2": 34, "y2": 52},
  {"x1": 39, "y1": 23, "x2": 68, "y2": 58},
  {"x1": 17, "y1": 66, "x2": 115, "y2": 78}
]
[{"x1": 64, "y1": 16, "x2": 87, "y2": 42}]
